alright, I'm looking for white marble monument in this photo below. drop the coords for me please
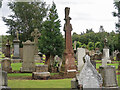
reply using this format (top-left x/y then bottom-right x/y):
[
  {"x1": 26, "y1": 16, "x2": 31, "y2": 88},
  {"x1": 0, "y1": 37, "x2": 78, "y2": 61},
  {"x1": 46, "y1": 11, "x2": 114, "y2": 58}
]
[{"x1": 77, "y1": 48, "x2": 85, "y2": 71}]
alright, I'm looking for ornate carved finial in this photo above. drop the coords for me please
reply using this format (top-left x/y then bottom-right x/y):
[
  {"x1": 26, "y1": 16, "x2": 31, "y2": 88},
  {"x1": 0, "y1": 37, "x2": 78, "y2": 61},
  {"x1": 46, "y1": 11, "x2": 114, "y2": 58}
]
[{"x1": 104, "y1": 37, "x2": 108, "y2": 48}]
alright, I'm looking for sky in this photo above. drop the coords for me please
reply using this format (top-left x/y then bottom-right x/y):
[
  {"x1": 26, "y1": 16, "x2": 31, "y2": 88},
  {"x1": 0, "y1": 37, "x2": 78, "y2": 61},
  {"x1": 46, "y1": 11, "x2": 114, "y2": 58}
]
[{"x1": 0, "y1": 0, "x2": 118, "y2": 35}]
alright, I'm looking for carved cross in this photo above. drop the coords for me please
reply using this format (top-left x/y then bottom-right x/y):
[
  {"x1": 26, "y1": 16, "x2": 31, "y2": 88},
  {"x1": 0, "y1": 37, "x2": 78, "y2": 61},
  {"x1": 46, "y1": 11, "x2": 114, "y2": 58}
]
[{"x1": 31, "y1": 28, "x2": 41, "y2": 54}]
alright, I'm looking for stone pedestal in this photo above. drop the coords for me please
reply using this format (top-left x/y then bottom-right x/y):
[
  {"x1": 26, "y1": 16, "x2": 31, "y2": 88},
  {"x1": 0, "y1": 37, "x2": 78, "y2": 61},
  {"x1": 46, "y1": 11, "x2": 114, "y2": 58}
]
[
  {"x1": 60, "y1": 70, "x2": 76, "y2": 78},
  {"x1": 77, "y1": 48, "x2": 85, "y2": 71},
  {"x1": 32, "y1": 72, "x2": 50, "y2": 80},
  {"x1": 1, "y1": 58, "x2": 12, "y2": 73},
  {"x1": 21, "y1": 40, "x2": 35, "y2": 72},
  {"x1": 35, "y1": 65, "x2": 48, "y2": 72},
  {"x1": 99, "y1": 65, "x2": 118, "y2": 87},
  {"x1": 13, "y1": 39, "x2": 20, "y2": 59}
]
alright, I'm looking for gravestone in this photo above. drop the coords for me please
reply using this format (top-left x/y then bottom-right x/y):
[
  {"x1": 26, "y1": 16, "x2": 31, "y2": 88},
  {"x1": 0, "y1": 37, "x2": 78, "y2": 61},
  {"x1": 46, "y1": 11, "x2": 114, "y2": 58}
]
[
  {"x1": 116, "y1": 52, "x2": 120, "y2": 61},
  {"x1": 31, "y1": 28, "x2": 41, "y2": 61},
  {"x1": 60, "y1": 7, "x2": 76, "y2": 76},
  {"x1": 77, "y1": 48, "x2": 85, "y2": 71},
  {"x1": 99, "y1": 65, "x2": 118, "y2": 87},
  {"x1": 21, "y1": 40, "x2": 35, "y2": 72},
  {"x1": 71, "y1": 55, "x2": 103, "y2": 89},
  {"x1": 5, "y1": 40, "x2": 10, "y2": 58},
  {"x1": 1, "y1": 58, "x2": 12, "y2": 73},
  {"x1": 0, "y1": 69, "x2": 10, "y2": 89},
  {"x1": 13, "y1": 30, "x2": 20, "y2": 59}
]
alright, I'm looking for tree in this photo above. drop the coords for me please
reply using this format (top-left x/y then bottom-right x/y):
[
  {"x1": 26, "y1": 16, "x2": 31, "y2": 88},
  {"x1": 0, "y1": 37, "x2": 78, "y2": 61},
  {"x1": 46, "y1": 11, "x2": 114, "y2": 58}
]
[
  {"x1": 2, "y1": 2, "x2": 48, "y2": 47},
  {"x1": 38, "y1": 2, "x2": 64, "y2": 67},
  {"x1": 113, "y1": 1, "x2": 120, "y2": 51},
  {"x1": 88, "y1": 42, "x2": 94, "y2": 50},
  {"x1": 0, "y1": 0, "x2": 2, "y2": 8},
  {"x1": 95, "y1": 42, "x2": 101, "y2": 49}
]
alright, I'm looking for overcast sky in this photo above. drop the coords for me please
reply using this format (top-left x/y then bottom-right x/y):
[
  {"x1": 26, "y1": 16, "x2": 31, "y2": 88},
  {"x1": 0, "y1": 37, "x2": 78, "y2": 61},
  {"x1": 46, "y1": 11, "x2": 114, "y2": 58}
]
[{"x1": 0, "y1": 0, "x2": 118, "y2": 35}]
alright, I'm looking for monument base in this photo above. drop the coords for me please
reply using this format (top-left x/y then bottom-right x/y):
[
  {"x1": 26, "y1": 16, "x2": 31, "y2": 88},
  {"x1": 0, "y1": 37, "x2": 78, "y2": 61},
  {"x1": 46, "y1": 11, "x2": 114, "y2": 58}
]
[
  {"x1": 99, "y1": 65, "x2": 118, "y2": 87},
  {"x1": 32, "y1": 72, "x2": 50, "y2": 80},
  {"x1": 12, "y1": 56, "x2": 20, "y2": 59},
  {"x1": 0, "y1": 86, "x2": 11, "y2": 90},
  {"x1": 60, "y1": 70, "x2": 77, "y2": 78},
  {"x1": 11, "y1": 59, "x2": 22, "y2": 63},
  {"x1": 20, "y1": 67, "x2": 35, "y2": 73}
]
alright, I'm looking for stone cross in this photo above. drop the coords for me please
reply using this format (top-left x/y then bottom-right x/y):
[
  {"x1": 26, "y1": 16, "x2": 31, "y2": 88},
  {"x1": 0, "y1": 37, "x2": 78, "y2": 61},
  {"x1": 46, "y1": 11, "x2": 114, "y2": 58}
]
[
  {"x1": 31, "y1": 28, "x2": 41, "y2": 55},
  {"x1": 61, "y1": 7, "x2": 76, "y2": 72}
]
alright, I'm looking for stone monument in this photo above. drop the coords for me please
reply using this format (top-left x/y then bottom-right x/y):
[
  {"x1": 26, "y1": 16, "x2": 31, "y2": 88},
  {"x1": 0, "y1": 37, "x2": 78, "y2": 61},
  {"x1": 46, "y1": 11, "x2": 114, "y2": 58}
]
[
  {"x1": 0, "y1": 69, "x2": 10, "y2": 89},
  {"x1": 31, "y1": 28, "x2": 41, "y2": 61},
  {"x1": 21, "y1": 40, "x2": 35, "y2": 72},
  {"x1": 99, "y1": 38, "x2": 118, "y2": 88},
  {"x1": 5, "y1": 40, "x2": 10, "y2": 58},
  {"x1": 102, "y1": 37, "x2": 111, "y2": 66},
  {"x1": 71, "y1": 54, "x2": 103, "y2": 89},
  {"x1": 13, "y1": 30, "x2": 20, "y2": 59},
  {"x1": 60, "y1": 7, "x2": 76, "y2": 77},
  {"x1": 1, "y1": 58, "x2": 12, "y2": 73},
  {"x1": 77, "y1": 48, "x2": 85, "y2": 71}
]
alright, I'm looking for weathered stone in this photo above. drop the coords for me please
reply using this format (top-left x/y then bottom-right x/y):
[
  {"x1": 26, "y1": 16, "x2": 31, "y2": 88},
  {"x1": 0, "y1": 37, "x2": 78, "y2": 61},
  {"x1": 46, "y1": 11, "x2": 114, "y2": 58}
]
[
  {"x1": 35, "y1": 65, "x2": 48, "y2": 72},
  {"x1": 77, "y1": 48, "x2": 85, "y2": 71},
  {"x1": 32, "y1": 72, "x2": 50, "y2": 80},
  {"x1": 31, "y1": 28, "x2": 41, "y2": 55},
  {"x1": 21, "y1": 40, "x2": 35, "y2": 72},
  {"x1": 99, "y1": 65, "x2": 118, "y2": 87},
  {"x1": 13, "y1": 39, "x2": 20, "y2": 59},
  {"x1": 91, "y1": 60, "x2": 96, "y2": 69},
  {"x1": 19, "y1": 48, "x2": 23, "y2": 59},
  {"x1": 60, "y1": 7, "x2": 76, "y2": 74},
  {"x1": 0, "y1": 70, "x2": 7, "y2": 86},
  {"x1": 5, "y1": 40, "x2": 10, "y2": 58},
  {"x1": 1, "y1": 58, "x2": 12, "y2": 73},
  {"x1": 73, "y1": 55, "x2": 103, "y2": 88},
  {"x1": 116, "y1": 52, "x2": 120, "y2": 61}
]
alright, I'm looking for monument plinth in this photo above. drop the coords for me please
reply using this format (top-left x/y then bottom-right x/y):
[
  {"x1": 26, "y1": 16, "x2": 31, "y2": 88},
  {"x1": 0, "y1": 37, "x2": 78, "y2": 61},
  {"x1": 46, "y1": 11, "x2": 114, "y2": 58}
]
[{"x1": 60, "y1": 7, "x2": 76, "y2": 77}]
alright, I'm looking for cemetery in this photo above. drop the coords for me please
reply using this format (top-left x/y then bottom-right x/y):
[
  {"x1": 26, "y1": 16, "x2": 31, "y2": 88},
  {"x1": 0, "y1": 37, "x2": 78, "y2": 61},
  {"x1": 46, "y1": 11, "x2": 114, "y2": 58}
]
[{"x1": 0, "y1": 0, "x2": 120, "y2": 89}]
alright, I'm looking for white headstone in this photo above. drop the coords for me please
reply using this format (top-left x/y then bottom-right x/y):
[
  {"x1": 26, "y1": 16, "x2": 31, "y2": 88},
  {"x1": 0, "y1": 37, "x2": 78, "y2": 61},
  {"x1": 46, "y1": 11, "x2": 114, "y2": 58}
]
[
  {"x1": 77, "y1": 55, "x2": 103, "y2": 88},
  {"x1": 77, "y1": 48, "x2": 85, "y2": 71}
]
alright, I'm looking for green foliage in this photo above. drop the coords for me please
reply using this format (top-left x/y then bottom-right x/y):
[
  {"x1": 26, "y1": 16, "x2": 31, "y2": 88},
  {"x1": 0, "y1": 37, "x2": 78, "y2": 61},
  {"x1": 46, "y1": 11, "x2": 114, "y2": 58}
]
[
  {"x1": 81, "y1": 44, "x2": 87, "y2": 48},
  {"x1": 39, "y1": 2, "x2": 64, "y2": 57},
  {"x1": 95, "y1": 42, "x2": 101, "y2": 48},
  {"x1": 88, "y1": 42, "x2": 94, "y2": 50},
  {"x1": 76, "y1": 41, "x2": 82, "y2": 48},
  {"x1": 3, "y1": 2, "x2": 48, "y2": 47},
  {"x1": 0, "y1": 0, "x2": 2, "y2": 8}
]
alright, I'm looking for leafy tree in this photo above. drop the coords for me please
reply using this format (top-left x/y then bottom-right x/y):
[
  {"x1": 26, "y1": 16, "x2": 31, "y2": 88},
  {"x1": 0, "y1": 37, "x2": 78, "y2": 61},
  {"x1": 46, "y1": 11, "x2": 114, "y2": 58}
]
[
  {"x1": 2, "y1": 2, "x2": 48, "y2": 47},
  {"x1": 38, "y1": 2, "x2": 64, "y2": 66},
  {"x1": 0, "y1": 0, "x2": 2, "y2": 8},
  {"x1": 86, "y1": 28, "x2": 94, "y2": 33},
  {"x1": 88, "y1": 42, "x2": 94, "y2": 50},
  {"x1": 113, "y1": 1, "x2": 120, "y2": 51},
  {"x1": 76, "y1": 41, "x2": 82, "y2": 48},
  {"x1": 81, "y1": 44, "x2": 87, "y2": 48}
]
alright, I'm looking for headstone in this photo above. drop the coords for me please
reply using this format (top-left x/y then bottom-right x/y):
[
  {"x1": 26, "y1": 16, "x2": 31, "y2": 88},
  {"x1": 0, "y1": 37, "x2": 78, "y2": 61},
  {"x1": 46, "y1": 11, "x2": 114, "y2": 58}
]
[
  {"x1": 74, "y1": 41, "x2": 77, "y2": 51},
  {"x1": 21, "y1": 40, "x2": 35, "y2": 72},
  {"x1": 31, "y1": 28, "x2": 41, "y2": 61},
  {"x1": 77, "y1": 48, "x2": 85, "y2": 71},
  {"x1": 13, "y1": 30, "x2": 20, "y2": 59},
  {"x1": 1, "y1": 58, "x2": 12, "y2": 72},
  {"x1": 5, "y1": 40, "x2": 10, "y2": 58},
  {"x1": 99, "y1": 65, "x2": 118, "y2": 87},
  {"x1": 60, "y1": 7, "x2": 76, "y2": 75},
  {"x1": 0, "y1": 69, "x2": 10, "y2": 89},
  {"x1": 12, "y1": 39, "x2": 20, "y2": 59},
  {"x1": 71, "y1": 55, "x2": 103, "y2": 89}
]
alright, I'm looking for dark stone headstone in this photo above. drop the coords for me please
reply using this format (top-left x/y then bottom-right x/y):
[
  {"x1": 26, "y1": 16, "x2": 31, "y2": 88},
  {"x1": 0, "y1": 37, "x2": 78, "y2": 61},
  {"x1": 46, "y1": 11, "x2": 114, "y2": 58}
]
[{"x1": 5, "y1": 40, "x2": 10, "y2": 58}]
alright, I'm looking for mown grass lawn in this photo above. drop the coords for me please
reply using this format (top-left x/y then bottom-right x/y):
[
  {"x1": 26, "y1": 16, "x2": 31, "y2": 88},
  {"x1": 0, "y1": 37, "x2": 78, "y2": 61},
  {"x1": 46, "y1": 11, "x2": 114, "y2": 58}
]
[{"x1": 8, "y1": 79, "x2": 72, "y2": 88}]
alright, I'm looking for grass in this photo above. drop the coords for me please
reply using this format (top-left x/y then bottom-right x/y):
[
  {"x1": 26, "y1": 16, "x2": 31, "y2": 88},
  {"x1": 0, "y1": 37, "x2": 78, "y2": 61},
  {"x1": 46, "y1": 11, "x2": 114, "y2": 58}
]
[
  {"x1": 11, "y1": 63, "x2": 44, "y2": 71},
  {"x1": 8, "y1": 79, "x2": 72, "y2": 88},
  {"x1": 8, "y1": 73, "x2": 32, "y2": 77}
]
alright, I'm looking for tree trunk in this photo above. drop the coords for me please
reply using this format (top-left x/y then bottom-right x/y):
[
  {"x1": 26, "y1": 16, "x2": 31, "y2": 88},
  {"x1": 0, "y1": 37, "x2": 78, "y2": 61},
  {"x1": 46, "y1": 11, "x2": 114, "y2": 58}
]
[{"x1": 45, "y1": 54, "x2": 50, "y2": 66}]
